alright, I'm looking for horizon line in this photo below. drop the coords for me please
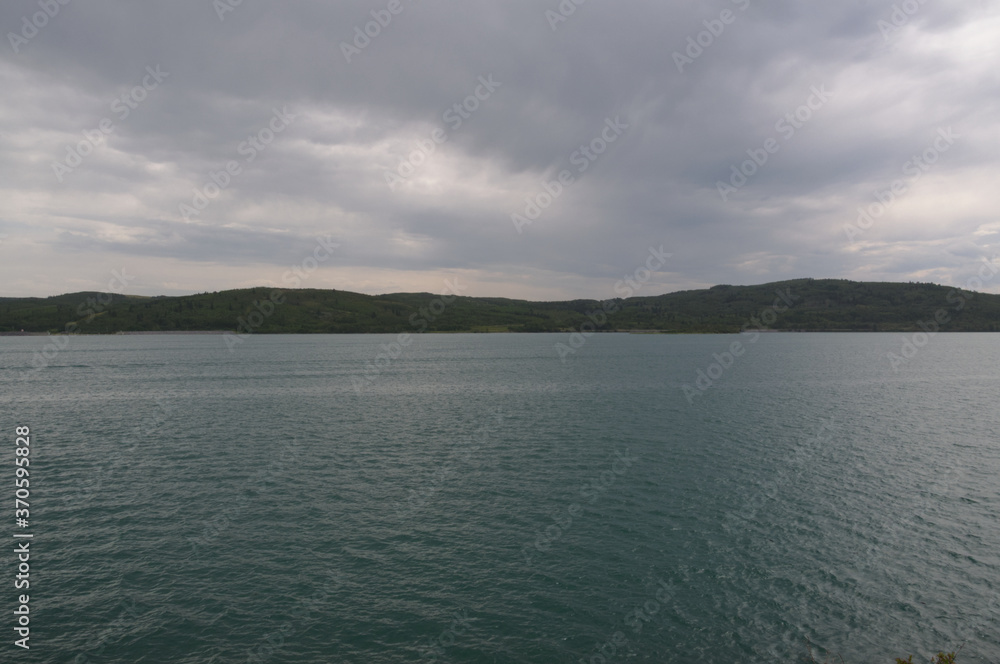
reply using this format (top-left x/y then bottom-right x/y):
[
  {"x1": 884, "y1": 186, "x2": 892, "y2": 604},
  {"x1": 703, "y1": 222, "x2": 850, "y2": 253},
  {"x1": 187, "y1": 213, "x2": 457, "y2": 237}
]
[{"x1": 0, "y1": 276, "x2": 987, "y2": 303}]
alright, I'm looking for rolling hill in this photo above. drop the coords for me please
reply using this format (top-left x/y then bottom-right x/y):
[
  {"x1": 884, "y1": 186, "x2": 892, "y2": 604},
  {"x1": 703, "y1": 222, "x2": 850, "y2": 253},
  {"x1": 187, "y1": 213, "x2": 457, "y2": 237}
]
[{"x1": 2, "y1": 278, "x2": 999, "y2": 335}]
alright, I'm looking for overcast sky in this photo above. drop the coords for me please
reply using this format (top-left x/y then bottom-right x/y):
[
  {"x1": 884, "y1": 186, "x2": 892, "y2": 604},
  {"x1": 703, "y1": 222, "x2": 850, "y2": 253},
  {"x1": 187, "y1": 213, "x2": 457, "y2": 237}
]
[{"x1": 2, "y1": 0, "x2": 998, "y2": 300}]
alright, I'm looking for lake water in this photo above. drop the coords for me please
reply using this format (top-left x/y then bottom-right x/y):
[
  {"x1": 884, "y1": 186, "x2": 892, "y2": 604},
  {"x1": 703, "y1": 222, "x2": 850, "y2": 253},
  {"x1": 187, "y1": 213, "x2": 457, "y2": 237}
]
[{"x1": 1, "y1": 333, "x2": 998, "y2": 663}]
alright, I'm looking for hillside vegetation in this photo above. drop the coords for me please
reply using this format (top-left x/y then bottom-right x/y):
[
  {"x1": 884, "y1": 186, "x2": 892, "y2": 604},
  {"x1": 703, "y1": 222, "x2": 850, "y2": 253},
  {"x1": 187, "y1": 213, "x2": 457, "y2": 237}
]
[{"x1": 2, "y1": 279, "x2": 999, "y2": 335}]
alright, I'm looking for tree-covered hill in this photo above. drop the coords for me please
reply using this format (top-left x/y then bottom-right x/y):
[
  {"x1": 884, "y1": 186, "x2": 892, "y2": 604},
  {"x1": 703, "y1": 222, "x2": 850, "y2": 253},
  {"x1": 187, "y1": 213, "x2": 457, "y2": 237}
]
[{"x1": 1, "y1": 278, "x2": 999, "y2": 335}]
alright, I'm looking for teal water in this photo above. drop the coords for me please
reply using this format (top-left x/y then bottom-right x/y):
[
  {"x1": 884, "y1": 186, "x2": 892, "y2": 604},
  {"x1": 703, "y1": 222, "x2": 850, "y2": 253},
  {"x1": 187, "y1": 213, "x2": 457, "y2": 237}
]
[{"x1": 1, "y1": 333, "x2": 998, "y2": 663}]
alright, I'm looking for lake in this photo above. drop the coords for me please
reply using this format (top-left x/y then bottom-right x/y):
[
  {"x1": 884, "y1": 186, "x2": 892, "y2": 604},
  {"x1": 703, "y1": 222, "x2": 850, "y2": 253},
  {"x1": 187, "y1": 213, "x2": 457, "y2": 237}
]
[{"x1": 2, "y1": 332, "x2": 998, "y2": 663}]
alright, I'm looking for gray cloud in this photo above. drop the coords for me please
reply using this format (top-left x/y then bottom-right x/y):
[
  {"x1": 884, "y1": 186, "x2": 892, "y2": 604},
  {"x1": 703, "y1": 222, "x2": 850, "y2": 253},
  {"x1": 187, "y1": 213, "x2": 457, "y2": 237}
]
[{"x1": 2, "y1": 0, "x2": 998, "y2": 298}]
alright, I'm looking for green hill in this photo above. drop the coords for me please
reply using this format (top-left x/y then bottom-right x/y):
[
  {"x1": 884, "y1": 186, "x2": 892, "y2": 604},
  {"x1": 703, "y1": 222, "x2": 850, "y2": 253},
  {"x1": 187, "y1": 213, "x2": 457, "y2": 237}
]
[{"x1": 1, "y1": 278, "x2": 999, "y2": 335}]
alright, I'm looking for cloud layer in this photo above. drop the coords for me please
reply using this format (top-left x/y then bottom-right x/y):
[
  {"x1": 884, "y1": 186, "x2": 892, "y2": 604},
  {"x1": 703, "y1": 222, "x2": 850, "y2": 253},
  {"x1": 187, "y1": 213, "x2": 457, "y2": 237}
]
[{"x1": 2, "y1": 0, "x2": 999, "y2": 298}]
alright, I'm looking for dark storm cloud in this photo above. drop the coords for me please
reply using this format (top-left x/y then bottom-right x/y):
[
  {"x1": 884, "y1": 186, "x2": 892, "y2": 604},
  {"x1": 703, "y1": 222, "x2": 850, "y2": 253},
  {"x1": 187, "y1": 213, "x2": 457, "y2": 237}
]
[{"x1": 1, "y1": 0, "x2": 998, "y2": 297}]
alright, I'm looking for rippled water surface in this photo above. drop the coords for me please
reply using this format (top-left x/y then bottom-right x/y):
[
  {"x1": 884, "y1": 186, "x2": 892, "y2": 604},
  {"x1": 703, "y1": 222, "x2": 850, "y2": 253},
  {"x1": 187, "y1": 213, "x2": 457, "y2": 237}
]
[{"x1": 1, "y1": 333, "x2": 998, "y2": 663}]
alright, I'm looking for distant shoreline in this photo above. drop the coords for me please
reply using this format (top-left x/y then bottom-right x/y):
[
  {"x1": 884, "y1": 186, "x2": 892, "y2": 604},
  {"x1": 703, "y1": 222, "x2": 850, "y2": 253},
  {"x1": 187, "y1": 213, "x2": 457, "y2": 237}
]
[
  {"x1": 0, "y1": 330, "x2": 230, "y2": 336},
  {"x1": 4, "y1": 279, "x2": 1000, "y2": 334},
  {"x1": 1, "y1": 329, "x2": 996, "y2": 338}
]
